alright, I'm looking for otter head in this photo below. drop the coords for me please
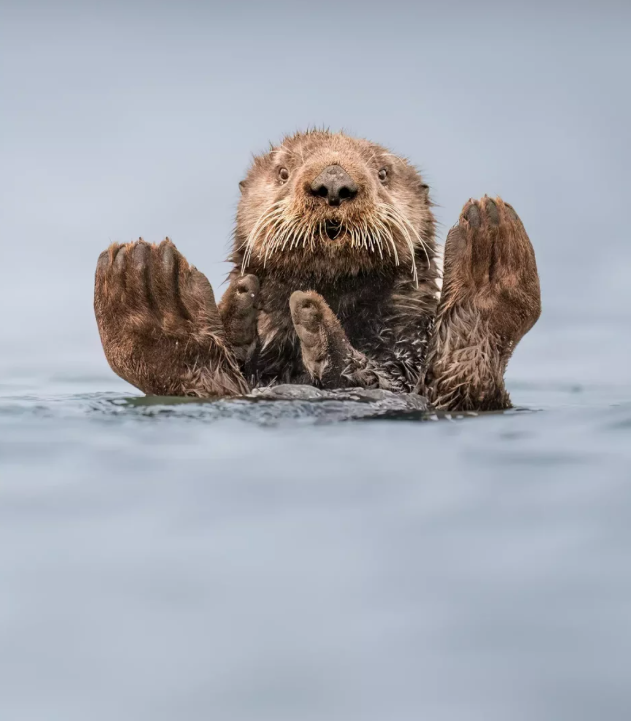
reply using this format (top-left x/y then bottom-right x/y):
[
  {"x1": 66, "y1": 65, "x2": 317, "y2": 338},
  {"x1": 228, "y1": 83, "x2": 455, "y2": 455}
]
[{"x1": 234, "y1": 130, "x2": 436, "y2": 282}]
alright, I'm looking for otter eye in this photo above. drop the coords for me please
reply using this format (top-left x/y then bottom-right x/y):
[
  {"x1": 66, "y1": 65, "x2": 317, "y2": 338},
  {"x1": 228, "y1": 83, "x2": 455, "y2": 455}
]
[
  {"x1": 278, "y1": 167, "x2": 290, "y2": 182},
  {"x1": 378, "y1": 168, "x2": 388, "y2": 182}
]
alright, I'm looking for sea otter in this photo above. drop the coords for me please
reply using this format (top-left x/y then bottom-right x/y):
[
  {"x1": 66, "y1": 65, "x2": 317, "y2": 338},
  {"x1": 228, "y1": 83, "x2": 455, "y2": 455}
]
[{"x1": 94, "y1": 130, "x2": 541, "y2": 411}]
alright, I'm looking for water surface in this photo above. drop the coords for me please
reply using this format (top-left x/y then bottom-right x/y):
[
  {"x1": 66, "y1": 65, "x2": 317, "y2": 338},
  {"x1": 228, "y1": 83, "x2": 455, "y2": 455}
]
[{"x1": 1, "y1": 337, "x2": 630, "y2": 720}]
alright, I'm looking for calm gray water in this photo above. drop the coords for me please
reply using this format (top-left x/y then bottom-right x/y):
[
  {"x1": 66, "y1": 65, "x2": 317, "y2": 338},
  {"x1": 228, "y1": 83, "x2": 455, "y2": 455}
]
[
  {"x1": 2, "y1": 342, "x2": 631, "y2": 721},
  {"x1": 2, "y1": 2, "x2": 631, "y2": 720}
]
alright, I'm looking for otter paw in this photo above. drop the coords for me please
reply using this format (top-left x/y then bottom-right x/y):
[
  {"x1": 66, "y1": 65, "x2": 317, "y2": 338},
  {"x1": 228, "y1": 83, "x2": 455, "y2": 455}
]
[
  {"x1": 94, "y1": 238, "x2": 247, "y2": 396},
  {"x1": 289, "y1": 291, "x2": 328, "y2": 353},
  {"x1": 289, "y1": 291, "x2": 351, "y2": 386},
  {"x1": 218, "y1": 274, "x2": 260, "y2": 361},
  {"x1": 443, "y1": 196, "x2": 541, "y2": 341}
]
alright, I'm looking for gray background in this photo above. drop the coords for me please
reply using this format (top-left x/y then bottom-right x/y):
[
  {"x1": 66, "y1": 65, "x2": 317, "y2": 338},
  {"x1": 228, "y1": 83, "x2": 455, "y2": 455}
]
[{"x1": 2, "y1": 0, "x2": 630, "y2": 393}]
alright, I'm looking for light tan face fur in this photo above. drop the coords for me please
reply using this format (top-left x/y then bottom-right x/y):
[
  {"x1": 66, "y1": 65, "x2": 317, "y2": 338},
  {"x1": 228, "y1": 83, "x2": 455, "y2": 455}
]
[{"x1": 235, "y1": 131, "x2": 435, "y2": 281}]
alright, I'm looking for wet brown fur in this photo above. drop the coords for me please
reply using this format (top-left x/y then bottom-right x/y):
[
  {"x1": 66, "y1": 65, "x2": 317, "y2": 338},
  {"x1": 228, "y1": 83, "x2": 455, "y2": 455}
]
[
  {"x1": 421, "y1": 197, "x2": 541, "y2": 410},
  {"x1": 94, "y1": 130, "x2": 541, "y2": 410}
]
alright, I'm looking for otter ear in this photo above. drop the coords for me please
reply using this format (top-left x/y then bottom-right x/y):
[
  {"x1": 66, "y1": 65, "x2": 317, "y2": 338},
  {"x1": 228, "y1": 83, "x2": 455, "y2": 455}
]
[{"x1": 239, "y1": 180, "x2": 246, "y2": 193}]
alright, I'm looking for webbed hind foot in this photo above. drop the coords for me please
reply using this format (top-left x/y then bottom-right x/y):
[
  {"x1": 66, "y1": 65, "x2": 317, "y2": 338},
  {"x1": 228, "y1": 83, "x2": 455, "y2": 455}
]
[
  {"x1": 94, "y1": 239, "x2": 249, "y2": 397},
  {"x1": 422, "y1": 197, "x2": 541, "y2": 411}
]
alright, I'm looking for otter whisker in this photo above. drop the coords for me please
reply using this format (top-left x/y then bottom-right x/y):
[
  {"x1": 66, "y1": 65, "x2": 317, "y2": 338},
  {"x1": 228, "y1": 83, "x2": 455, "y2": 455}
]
[
  {"x1": 262, "y1": 218, "x2": 287, "y2": 266},
  {"x1": 358, "y1": 224, "x2": 367, "y2": 252},
  {"x1": 383, "y1": 207, "x2": 417, "y2": 281},
  {"x1": 374, "y1": 215, "x2": 399, "y2": 265},
  {"x1": 393, "y1": 206, "x2": 429, "y2": 286},
  {"x1": 361, "y1": 217, "x2": 377, "y2": 255},
  {"x1": 300, "y1": 225, "x2": 310, "y2": 250},
  {"x1": 302, "y1": 222, "x2": 314, "y2": 251},
  {"x1": 361, "y1": 217, "x2": 376, "y2": 254},
  {"x1": 261, "y1": 222, "x2": 279, "y2": 267},
  {"x1": 375, "y1": 217, "x2": 391, "y2": 256},
  {"x1": 384, "y1": 202, "x2": 431, "y2": 268},
  {"x1": 289, "y1": 219, "x2": 310, "y2": 251},
  {"x1": 378, "y1": 204, "x2": 420, "y2": 285},
  {"x1": 245, "y1": 200, "x2": 285, "y2": 249},
  {"x1": 384, "y1": 225, "x2": 400, "y2": 266},
  {"x1": 396, "y1": 207, "x2": 430, "y2": 266},
  {"x1": 257, "y1": 204, "x2": 308, "y2": 266},
  {"x1": 242, "y1": 200, "x2": 287, "y2": 271},
  {"x1": 269, "y1": 217, "x2": 295, "y2": 256},
  {"x1": 365, "y1": 217, "x2": 383, "y2": 258},
  {"x1": 373, "y1": 218, "x2": 390, "y2": 256},
  {"x1": 252, "y1": 216, "x2": 281, "y2": 267},
  {"x1": 266, "y1": 218, "x2": 294, "y2": 260},
  {"x1": 350, "y1": 225, "x2": 357, "y2": 249},
  {"x1": 318, "y1": 220, "x2": 326, "y2": 246},
  {"x1": 280, "y1": 219, "x2": 301, "y2": 253},
  {"x1": 265, "y1": 225, "x2": 281, "y2": 258}
]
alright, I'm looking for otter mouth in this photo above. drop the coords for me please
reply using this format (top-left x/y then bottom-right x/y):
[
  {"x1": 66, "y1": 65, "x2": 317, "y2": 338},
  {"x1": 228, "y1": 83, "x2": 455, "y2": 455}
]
[{"x1": 324, "y1": 220, "x2": 344, "y2": 241}]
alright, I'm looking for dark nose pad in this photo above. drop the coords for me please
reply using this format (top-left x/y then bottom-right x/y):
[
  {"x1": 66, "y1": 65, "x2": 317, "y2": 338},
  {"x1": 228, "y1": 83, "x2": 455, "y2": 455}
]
[{"x1": 310, "y1": 165, "x2": 358, "y2": 206}]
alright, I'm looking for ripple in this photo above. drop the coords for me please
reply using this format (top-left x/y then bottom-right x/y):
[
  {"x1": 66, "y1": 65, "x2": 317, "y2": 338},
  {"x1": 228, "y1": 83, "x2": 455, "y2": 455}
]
[{"x1": 0, "y1": 385, "x2": 431, "y2": 426}]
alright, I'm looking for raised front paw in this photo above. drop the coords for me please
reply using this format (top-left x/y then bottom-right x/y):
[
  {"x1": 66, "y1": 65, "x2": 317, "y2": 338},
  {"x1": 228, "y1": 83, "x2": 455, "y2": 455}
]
[
  {"x1": 218, "y1": 274, "x2": 260, "y2": 362},
  {"x1": 289, "y1": 291, "x2": 352, "y2": 387},
  {"x1": 94, "y1": 238, "x2": 248, "y2": 397},
  {"x1": 443, "y1": 196, "x2": 541, "y2": 342}
]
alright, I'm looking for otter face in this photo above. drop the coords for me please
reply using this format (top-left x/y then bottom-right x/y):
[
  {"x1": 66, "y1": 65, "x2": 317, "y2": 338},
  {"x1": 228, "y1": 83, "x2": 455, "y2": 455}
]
[{"x1": 235, "y1": 130, "x2": 435, "y2": 281}]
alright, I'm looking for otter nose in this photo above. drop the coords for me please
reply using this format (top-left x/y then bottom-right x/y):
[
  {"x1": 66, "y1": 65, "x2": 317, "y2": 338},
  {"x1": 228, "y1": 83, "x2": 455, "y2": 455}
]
[{"x1": 310, "y1": 165, "x2": 358, "y2": 206}]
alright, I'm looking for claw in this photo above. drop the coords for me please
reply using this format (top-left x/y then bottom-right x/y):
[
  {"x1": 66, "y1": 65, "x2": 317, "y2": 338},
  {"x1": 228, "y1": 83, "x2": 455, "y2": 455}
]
[
  {"x1": 113, "y1": 244, "x2": 127, "y2": 273},
  {"x1": 159, "y1": 241, "x2": 177, "y2": 276},
  {"x1": 505, "y1": 203, "x2": 519, "y2": 222},
  {"x1": 464, "y1": 202, "x2": 481, "y2": 228},
  {"x1": 97, "y1": 249, "x2": 109, "y2": 273},
  {"x1": 131, "y1": 240, "x2": 150, "y2": 270},
  {"x1": 484, "y1": 198, "x2": 500, "y2": 225}
]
